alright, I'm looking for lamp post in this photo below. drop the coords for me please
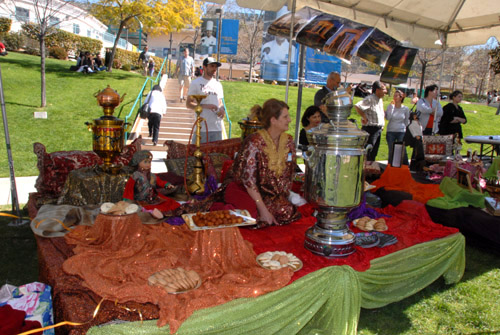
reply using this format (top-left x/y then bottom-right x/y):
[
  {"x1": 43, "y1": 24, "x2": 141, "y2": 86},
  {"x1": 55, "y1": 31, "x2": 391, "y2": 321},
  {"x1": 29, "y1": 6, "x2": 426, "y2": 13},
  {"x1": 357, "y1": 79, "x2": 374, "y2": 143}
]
[
  {"x1": 215, "y1": 8, "x2": 223, "y2": 80},
  {"x1": 168, "y1": 32, "x2": 173, "y2": 76}
]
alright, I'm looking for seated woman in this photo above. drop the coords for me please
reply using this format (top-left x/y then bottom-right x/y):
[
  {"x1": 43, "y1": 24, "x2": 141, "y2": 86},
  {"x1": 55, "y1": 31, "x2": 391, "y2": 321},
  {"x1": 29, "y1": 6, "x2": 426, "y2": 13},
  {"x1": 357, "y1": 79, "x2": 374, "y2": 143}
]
[
  {"x1": 225, "y1": 99, "x2": 301, "y2": 227},
  {"x1": 299, "y1": 105, "x2": 322, "y2": 148},
  {"x1": 123, "y1": 150, "x2": 180, "y2": 216}
]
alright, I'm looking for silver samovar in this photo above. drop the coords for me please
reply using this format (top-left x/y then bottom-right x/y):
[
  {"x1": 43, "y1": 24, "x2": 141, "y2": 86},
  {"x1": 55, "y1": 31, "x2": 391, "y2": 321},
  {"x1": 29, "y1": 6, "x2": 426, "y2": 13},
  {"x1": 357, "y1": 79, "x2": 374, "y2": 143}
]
[{"x1": 303, "y1": 89, "x2": 368, "y2": 257}]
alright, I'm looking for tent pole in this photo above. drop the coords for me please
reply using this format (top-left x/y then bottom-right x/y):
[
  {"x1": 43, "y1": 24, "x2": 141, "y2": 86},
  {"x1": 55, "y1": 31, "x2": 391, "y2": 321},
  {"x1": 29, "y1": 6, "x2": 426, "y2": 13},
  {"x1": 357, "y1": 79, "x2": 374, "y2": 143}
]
[
  {"x1": 0, "y1": 65, "x2": 28, "y2": 226},
  {"x1": 284, "y1": 0, "x2": 296, "y2": 104},
  {"x1": 295, "y1": 44, "x2": 306, "y2": 147}
]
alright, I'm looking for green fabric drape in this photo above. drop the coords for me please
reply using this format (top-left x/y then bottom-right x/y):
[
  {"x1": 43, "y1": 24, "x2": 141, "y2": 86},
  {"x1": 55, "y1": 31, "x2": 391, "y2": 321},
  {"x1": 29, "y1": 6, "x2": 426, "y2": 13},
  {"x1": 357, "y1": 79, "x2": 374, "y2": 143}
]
[
  {"x1": 484, "y1": 156, "x2": 500, "y2": 178},
  {"x1": 87, "y1": 233, "x2": 465, "y2": 335},
  {"x1": 426, "y1": 177, "x2": 486, "y2": 209}
]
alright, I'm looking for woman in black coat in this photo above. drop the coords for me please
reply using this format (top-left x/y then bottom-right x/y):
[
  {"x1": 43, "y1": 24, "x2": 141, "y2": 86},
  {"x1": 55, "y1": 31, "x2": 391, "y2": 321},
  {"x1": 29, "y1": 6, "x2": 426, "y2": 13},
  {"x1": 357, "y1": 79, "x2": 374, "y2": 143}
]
[{"x1": 439, "y1": 90, "x2": 467, "y2": 138}]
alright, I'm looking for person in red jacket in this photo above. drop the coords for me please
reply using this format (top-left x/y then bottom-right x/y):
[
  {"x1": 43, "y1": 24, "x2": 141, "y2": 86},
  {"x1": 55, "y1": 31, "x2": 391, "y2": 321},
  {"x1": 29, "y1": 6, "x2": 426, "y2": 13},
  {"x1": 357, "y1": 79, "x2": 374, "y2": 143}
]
[
  {"x1": 0, "y1": 42, "x2": 8, "y2": 56},
  {"x1": 123, "y1": 150, "x2": 179, "y2": 217}
]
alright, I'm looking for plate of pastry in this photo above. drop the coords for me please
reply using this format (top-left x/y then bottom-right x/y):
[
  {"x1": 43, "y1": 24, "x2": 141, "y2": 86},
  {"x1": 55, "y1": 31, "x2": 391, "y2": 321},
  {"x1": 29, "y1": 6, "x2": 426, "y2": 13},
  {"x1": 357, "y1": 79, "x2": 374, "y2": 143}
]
[{"x1": 256, "y1": 251, "x2": 303, "y2": 271}]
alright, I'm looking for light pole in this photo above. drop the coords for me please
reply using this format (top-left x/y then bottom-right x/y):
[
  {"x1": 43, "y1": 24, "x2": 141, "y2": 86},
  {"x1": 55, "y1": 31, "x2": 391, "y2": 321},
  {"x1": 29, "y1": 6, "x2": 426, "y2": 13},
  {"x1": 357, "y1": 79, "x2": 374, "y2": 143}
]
[
  {"x1": 168, "y1": 32, "x2": 173, "y2": 76},
  {"x1": 215, "y1": 8, "x2": 222, "y2": 80}
]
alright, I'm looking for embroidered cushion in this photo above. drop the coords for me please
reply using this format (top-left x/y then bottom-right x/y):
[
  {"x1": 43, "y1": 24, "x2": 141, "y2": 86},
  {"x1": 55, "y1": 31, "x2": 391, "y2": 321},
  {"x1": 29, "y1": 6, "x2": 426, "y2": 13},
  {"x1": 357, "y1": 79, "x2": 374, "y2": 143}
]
[
  {"x1": 423, "y1": 135, "x2": 454, "y2": 162},
  {"x1": 165, "y1": 138, "x2": 242, "y2": 160},
  {"x1": 33, "y1": 138, "x2": 142, "y2": 196}
]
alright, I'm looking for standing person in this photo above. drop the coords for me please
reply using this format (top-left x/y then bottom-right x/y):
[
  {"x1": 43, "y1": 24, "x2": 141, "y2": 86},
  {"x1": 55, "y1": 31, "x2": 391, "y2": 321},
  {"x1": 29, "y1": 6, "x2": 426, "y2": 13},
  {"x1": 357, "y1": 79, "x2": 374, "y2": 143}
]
[
  {"x1": 314, "y1": 71, "x2": 352, "y2": 122},
  {"x1": 186, "y1": 57, "x2": 225, "y2": 144},
  {"x1": 147, "y1": 58, "x2": 155, "y2": 77},
  {"x1": 138, "y1": 46, "x2": 150, "y2": 76},
  {"x1": 145, "y1": 85, "x2": 167, "y2": 146},
  {"x1": 176, "y1": 48, "x2": 195, "y2": 102},
  {"x1": 416, "y1": 84, "x2": 443, "y2": 135},
  {"x1": 385, "y1": 90, "x2": 410, "y2": 166},
  {"x1": 355, "y1": 81, "x2": 387, "y2": 162},
  {"x1": 228, "y1": 98, "x2": 301, "y2": 227},
  {"x1": 439, "y1": 90, "x2": 467, "y2": 139},
  {"x1": 299, "y1": 105, "x2": 322, "y2": 147},
  {"x1": 411, "y1": 92, "x2": 419, "y2": 104},
  {"x1": 407, "y1": 112, "x2": 425, "y2": 172}
]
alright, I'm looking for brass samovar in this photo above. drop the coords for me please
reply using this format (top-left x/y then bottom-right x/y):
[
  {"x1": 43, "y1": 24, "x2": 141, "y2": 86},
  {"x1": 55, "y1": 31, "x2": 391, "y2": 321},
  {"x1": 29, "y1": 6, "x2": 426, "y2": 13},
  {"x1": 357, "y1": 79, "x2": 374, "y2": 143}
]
[
  {"x1": 303, "y1": 89, "x2": 368, "y2": 257},
  {"x1": 85, "y1": 86, "x2": 128, "y2": 173}
]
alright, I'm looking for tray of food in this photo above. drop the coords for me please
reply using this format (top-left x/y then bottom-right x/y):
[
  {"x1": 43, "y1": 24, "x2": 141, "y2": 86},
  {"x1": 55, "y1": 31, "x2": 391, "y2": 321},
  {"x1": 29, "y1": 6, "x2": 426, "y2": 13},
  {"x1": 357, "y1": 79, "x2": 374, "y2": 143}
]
[
  {"x1": 148, "y1": 267, "x2": 201, "y2": 294},
  {"x1": 256, "y1": 251, "x2": 303, "y2": 271},
  {"x1": 182, "y1": 209, "x2": 256, "y2": 231}
]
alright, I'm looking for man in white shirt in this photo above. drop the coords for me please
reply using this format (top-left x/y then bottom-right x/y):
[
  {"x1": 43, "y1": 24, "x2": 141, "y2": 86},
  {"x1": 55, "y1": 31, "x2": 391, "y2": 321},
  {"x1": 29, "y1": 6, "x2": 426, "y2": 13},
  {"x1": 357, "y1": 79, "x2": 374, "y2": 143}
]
[
  {"x1": 355, "y1": 81, "x2": 387, "y2": 161},
  {"x1": 186, "y1": 57, "x2": 225, "y2": 144}
]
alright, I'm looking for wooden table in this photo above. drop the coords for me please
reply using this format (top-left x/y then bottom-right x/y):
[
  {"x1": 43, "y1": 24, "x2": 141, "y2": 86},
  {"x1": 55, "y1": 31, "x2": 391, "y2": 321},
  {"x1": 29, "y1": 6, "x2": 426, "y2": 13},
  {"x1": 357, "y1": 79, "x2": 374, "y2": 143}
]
[{"x1": 464, "y1": 135, "x2": 500, "y2": 161}]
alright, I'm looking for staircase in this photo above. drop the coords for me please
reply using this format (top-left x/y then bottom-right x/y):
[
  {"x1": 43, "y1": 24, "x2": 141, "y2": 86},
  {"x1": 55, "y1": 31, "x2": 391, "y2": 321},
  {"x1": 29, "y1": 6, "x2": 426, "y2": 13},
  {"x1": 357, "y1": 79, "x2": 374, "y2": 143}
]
[{"x1": 140, "y1": 78, "x2": 196, "y2": 151}]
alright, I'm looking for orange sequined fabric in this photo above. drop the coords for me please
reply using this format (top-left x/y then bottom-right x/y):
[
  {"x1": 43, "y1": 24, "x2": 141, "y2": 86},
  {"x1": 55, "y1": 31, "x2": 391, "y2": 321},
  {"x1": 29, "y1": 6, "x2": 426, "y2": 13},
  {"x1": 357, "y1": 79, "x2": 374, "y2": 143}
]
[{"x1": 62, "y1": 214, "x2": 292, "y2": 333}]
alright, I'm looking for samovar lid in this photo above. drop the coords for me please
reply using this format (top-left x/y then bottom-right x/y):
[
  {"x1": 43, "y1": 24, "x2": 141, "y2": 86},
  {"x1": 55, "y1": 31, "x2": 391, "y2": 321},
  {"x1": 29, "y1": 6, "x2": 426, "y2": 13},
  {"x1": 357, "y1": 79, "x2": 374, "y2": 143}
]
[{"x1": 322, "y1": 88, "x2": 352, "y2": 107}]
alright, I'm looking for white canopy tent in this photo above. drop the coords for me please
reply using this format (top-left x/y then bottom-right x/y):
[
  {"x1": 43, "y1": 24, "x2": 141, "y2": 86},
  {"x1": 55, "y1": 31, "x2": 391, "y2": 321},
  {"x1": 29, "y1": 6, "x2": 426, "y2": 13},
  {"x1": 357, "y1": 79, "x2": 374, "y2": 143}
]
[{"x1": 207, "y1": 0, "x2": 500, "y2": 49}]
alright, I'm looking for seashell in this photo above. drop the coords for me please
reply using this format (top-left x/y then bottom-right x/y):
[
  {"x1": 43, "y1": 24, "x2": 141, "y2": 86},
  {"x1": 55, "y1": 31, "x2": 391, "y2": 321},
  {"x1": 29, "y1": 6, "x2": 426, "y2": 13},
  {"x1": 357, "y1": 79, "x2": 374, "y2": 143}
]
[
  {"x1": 125, "y1": 203, "x2": 139, "y2": 214},
  {"x1": 100, "y1": 202, "x2": 114, "y2": 213}
]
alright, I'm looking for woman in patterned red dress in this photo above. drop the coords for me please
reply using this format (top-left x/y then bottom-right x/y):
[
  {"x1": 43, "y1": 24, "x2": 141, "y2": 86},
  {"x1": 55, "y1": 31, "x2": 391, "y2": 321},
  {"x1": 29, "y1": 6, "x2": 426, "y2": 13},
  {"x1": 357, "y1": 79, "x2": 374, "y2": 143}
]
[{"x1": 228, "y1": 99, "x2": 301, "y2": 227}]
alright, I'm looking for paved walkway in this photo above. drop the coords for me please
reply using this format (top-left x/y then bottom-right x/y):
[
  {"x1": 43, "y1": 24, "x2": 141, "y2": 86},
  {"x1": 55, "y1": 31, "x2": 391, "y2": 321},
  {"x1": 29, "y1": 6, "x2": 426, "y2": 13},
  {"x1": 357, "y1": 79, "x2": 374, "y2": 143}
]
[{"x1": 0, "y1": 151, "x2": 168, "y2": 206}]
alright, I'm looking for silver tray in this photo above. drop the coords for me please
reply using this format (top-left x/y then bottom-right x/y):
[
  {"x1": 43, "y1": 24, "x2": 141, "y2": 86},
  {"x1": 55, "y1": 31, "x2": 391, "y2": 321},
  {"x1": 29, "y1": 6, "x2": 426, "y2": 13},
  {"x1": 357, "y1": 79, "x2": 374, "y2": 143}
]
[{"x1": 182, "y1": 209, "x2": 256, "y2": 231}]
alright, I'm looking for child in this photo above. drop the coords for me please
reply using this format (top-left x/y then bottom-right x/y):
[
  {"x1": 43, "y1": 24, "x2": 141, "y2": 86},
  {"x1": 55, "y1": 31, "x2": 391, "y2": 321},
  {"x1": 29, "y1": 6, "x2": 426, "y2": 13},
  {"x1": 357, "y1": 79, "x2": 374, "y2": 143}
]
[
  {"x1": 123, "y1": 150, "x2": 179, "y2": 216},
  {"x1": 407, "y1": 111, "x2": 425, "y2": 172},
  {"x1": 148, "y1": 58, "x2": 155, "y2": 77}
]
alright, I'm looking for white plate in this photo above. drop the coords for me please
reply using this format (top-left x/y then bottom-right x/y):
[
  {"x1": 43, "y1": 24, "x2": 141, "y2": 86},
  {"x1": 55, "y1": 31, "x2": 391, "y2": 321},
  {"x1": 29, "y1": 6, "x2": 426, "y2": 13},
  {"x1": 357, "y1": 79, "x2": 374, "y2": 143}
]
[
  {"x1": 256, "y1": 252, "x2": 303, "y2": 272},
  {"x1": 182, "y1": 209, "x2": 256, "y2": 231}
]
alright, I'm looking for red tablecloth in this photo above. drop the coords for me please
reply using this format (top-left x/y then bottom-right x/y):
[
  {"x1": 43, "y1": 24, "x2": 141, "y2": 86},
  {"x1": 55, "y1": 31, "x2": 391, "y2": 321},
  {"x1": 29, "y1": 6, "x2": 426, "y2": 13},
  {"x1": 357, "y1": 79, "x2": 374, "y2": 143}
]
[{"x1": 241, "y1": 200, "x2": 459, "y2": 280}]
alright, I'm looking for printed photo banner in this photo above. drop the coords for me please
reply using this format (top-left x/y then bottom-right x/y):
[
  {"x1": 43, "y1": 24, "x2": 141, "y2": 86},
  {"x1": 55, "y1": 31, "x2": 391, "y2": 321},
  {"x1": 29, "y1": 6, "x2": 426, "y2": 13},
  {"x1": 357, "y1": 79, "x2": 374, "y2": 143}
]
[
  {"x1": 380, "y1": 46, "x2": 419, "y2": 85},
  {"x1": 266, "y1": 6, "x2": 419, "y2": 84}
]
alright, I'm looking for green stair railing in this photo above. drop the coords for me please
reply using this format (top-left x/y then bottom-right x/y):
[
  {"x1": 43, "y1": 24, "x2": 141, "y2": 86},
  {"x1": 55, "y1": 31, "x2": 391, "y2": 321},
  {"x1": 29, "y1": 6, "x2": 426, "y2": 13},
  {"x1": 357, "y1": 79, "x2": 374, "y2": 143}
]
[{"x1": 121, "y1": 57, "x2": 168, "y2": 141}]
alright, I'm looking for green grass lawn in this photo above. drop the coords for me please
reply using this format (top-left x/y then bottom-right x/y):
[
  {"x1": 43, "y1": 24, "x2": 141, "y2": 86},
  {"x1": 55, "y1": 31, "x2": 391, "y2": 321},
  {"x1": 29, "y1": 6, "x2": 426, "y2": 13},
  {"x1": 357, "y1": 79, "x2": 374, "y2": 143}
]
[
  {"x1": 0, "y1": 52, "x2": 146, "y2": 177},
  {"x1": 1, "y1": 52, "x2": 498, "y2": 177}
]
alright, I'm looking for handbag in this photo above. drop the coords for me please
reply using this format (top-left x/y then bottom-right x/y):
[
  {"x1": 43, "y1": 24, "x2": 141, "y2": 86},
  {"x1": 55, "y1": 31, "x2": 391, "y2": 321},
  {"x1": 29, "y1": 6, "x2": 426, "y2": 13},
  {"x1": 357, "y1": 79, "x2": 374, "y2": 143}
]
[
  {"x1": 139, "y1": 93, "x2": 152, "y2": 119},
  {"x1": 404, "y1": 102, "x2": 418, "y2": 148}
]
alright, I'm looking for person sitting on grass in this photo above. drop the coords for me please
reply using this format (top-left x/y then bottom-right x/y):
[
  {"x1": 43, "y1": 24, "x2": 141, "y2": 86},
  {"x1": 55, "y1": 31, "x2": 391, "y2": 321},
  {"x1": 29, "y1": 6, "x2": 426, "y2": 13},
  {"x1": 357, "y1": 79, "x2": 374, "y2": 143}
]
[{"x1": 0, "y1": 41, "x2": 8, "y2": 56}]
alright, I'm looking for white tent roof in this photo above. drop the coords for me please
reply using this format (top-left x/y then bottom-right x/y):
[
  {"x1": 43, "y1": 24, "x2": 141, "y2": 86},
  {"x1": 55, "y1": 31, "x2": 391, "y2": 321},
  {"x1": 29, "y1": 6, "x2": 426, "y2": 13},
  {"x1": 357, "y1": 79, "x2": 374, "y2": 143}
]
[{"x1": 208, "y1": 0, "x2": 500, "y2": 48}]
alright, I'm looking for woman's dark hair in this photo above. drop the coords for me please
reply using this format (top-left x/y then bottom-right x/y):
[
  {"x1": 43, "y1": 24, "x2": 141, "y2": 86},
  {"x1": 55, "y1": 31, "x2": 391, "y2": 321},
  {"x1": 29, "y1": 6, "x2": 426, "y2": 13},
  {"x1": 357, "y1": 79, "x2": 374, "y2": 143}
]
[
  {"x1": 394, "y1": 90, "x2": 405, "y2": 103},
  {"x1": 250, "y1": 98, "x2": 289, "y2": 129},
  {"x1": 449, "y1": 90, "x2": 462, "y2": 99},
  {"x1": 424, "y1": 84, "x2": 438, "y2": 98},
  {"x1": 152, "y1": 84, "x2": 162, "y2": 92},
  {"x1": 301, "y1": 105, "x2": 321, "y2": 127}
]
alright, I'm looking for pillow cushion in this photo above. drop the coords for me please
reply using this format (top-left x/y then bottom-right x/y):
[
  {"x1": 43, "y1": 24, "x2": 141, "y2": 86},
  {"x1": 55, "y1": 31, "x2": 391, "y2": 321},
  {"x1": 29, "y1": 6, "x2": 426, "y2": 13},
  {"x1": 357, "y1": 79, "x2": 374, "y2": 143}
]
[
  {"x1": 33, "y1": 137, "x2": 142, "y2": 196},
  {"x1": 164, "y1": 153, "x2": 231, "y2": 181},
  {"x1": 423, "y1": 135, "x2": 454, "y2": 163},
  {"x1": 165, "y1": 138, "x2": 242, "y2": 160}
]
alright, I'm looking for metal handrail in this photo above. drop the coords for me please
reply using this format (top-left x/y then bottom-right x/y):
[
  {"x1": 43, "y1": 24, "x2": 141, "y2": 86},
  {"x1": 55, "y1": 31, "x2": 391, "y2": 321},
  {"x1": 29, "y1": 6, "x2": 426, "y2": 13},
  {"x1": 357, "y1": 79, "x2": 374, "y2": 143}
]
[
  {"x1": 123, "y1": 57, "x2": 169, "y2": 141},
  {"x1": 222, "y1": 97, "x2": 232, "y2": 138}
]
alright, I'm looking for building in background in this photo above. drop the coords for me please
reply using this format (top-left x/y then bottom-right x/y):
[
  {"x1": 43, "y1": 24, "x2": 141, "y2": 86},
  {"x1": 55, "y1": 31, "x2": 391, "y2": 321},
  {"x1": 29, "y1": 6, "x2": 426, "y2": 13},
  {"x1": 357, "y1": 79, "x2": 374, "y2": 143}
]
[{"x1": 0, "y1": 0, "x2": 135, "y2": 52}]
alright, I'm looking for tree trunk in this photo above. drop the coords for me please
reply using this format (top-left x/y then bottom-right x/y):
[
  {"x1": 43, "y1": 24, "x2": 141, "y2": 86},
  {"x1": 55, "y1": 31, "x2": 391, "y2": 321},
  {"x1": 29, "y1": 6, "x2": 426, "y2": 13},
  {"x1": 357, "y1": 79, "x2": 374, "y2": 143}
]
[
  {"x1": 107, "y1": 22, "x2": 127, "y2": 72},
  {"x1": 248, "y1": 48, "x2": 254, "y2": 83},
  {"x1": 419, "y1": 61, "x2": 427, "y2": 97},
  {"x1": 40, "y1": 37, "x2": 46, "y2": 108}
]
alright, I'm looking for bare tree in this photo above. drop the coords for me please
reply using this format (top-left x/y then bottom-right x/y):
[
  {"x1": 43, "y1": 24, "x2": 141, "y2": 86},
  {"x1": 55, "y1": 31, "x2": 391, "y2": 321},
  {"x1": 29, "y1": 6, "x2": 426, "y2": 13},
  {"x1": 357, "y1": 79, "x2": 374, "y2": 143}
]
[
  {"x1": 4, "y1": 0, "x2": 79, "y2": 107},
  {"x1": 415, "y1": 48, "x2": 444, "y2": 95}
]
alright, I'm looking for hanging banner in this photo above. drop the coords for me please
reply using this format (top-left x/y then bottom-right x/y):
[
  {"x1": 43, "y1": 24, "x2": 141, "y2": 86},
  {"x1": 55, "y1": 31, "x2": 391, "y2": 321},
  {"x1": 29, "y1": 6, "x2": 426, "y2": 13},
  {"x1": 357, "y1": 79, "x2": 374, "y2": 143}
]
[
  {"x1": 304, "y1": 48, "x2": 342, "y2": 84},
  {"x1": 323, "y1": 20, "x2": 372, "y2": 63},
  {"x1": 380, "y1": 46, "x2": 418, "y2": 85},
  {"x1": 296, "y1": 13, "x2": 344, "y2": 51},
  {"x1": 356, "y1": 29, "x2": 400, "y2": 67},
  {"x1": 267, "y1": 6, "x2": 322, "y2": 38},
  {"x1": 220, "y1": 19, "x2": 239, "y2": 55}
]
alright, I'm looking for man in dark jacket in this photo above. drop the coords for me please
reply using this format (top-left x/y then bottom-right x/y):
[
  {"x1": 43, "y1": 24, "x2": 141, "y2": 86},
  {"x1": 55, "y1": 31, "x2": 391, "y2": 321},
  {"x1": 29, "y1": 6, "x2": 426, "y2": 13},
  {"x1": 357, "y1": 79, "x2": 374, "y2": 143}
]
[{"x1": 314, "y1": 72, "x2": 351, "y2": 123}]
